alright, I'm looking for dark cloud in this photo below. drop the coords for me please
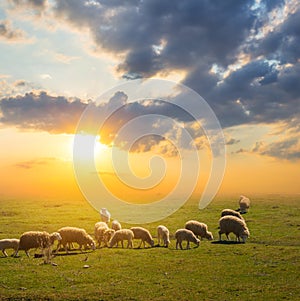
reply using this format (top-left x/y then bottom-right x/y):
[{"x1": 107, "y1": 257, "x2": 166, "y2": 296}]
[
  {"x1": 9, "y1": 0, "x2": 47, "y2": 10},
  {"x1": 0, "y1": 20, "x2": 27, "y2": 42}
]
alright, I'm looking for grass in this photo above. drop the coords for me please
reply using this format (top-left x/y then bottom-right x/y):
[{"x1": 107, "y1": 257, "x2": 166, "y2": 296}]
[{"x1": 0, "y1": 195, "x2": 299, "y2": 300}]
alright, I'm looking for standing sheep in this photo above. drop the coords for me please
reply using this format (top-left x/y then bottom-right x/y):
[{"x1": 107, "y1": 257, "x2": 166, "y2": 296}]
[
  {"x1": 111, "y1": 220, "x2": 122, "y2": 231},
  {"x1": 157, "y1": 225, "x2": 170, "y2": 248},
  {"x1": 57, "y1": 227, "x2": 96, "y2": 253},
  {"x1": 102, "y1": 229, "x2": 115, "y2": 247},
  {"x1": 94, "y1": 222, "x2": 109, "y2": 247},
  {"x1": 175, "y1": 229, "x2": 200, "y2": 250},
  {"x1": 109, "y1": 229, "x2": 134, "y2": 248},
  {"x1": 0, "y1": 239, "x2": 19, "y2": 257},
  {"x1": 238, "y1": 195, "x2": 250, "y2": 213},
  {"x1": 185, "y1": 220, "x2": 214, "y2": 240},
  {"x1": 221, "y1": 209, "x2": 244, "y2": 220},
  {"x1": 218, "y1": 216, "x2": 250, "y2": 243},
  {"x1": 130, "y1": 227, "x2": 154, "y2": 248},
  {"x1": 14, "y1": 231, "x2": 61, "y2": 257}
]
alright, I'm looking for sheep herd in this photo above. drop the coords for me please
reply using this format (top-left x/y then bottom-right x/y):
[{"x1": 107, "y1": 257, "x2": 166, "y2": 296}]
[{"x1": 0, "y1": 195, "x2": 251, "y2": 262}]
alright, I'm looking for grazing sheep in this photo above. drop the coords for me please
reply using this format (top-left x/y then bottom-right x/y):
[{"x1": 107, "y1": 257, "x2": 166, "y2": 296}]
[
  {"x1": 130, "y1": 227, "x2": 154, "y2": 248},
  {"x1": 94, "y1": 222, "x2": 109, "y2": 247},
  {"x1": 218, "y1": 216, "x2": 250, "y2": 243},
  {"x1": 14, "y1": 231, "x2": 61, "y2": 257},
  {"x1": 238, "y1": 195, "x2": 250, "y2": 214},
  {"x1": 185, "y1": 220, "x2": 214, "y2": 240},
  {"x1": 221, "y1": 209, "x2": 244, "y2": 220},
  {"x1": 108, "y1": 229, "x2": 134, "y2": 248},
  {"x1": 157, "y1": 225, "x2": 170, "y2": 247},
  {"x1": 111, "y1": 220, "x2": 122, "y2": 231},
  {"x1": 0, "y1": 239, "x2": 19, "y2": 257},
  {"x1": 57, "y1": 227, "x2": 96, "y2": 253},
  {"x1": 102, "y1": 229, "x2": 115, "y2": 247},
  {"x1": 175, "y1": 229, "x2": 200, "y2": 250}
]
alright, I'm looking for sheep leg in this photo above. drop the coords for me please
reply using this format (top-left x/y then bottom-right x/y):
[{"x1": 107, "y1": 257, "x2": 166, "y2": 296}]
[
  {"x1": 186, "y1": 241, "x2": 190, "y2": 249},
  {"x1": 226, "y1": 233, "x2": 230, "y2": 241},
  {"x1": 2, "y1": 249, "x2": 8, "y2": 257},
  {"x1": 121, "y1": 240, "x2": 124, "y2": 248},
  {"x1": 25, "y1": 250, "x2": 30, "y2": 257}
]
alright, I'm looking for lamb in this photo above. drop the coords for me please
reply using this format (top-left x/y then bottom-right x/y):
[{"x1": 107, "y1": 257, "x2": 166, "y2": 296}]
[
  {"x1": 238, "y1": 195, "x2": 250, "y2": 214},
  {"x1": 0, "y1": 239, "x2": 19, "y2": 257},
  {"x1": 175, "y1": 229, "x2": 200, "y2": 250},
  {"x1": 111, "y1": 220, "x2": 122, "y2": 231},
  {"x1": 221, "y1": 209, "x2": 244, "y2": 220},
  {"x1": 56, "y1": 227, "x2": 96, "y2": 253},
  {"x1": 157, "y1": 225, "x2": 170, "y2": 247},
  {"x1": 185, "y1": 220, "x2": 214, "y2": 240},
  {"x1": 218, "y1": 215, "x2": 250, "y2": 243},
  {"x1": 102, "y1": 229, "x2": 115, "y2": 247},
  {"x1": 130, "y1": 227, "x2": 154, "y2": 248},
  {"x1": 108, "y1": 229, "x2": 134, "y2": 248},
  {"x1": 94, "y1": 222, "x2": 109, "y2": 247},
  {"x1": 14, "y1": 231, "x2": 61, "y2": 257}
]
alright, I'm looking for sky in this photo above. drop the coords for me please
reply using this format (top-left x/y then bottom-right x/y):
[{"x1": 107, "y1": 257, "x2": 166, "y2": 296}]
[{"x1": 0, "y1": 0, "x2": 299, "y2": 208}]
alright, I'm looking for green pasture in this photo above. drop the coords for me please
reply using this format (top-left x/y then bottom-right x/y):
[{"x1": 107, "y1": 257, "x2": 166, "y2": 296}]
[{"x1": 0, "y1": 195, "x2": 299, "y2": 300}]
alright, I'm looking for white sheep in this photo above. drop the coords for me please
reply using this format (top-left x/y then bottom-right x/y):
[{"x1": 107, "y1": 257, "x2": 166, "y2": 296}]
[
  {"x1": 185, "y1": 220, "x2": 214, "y2": 240},
  {"x1": 218, "y1": 215, "x2": 250, "y2": 243},
  {"x1": 221, "y1": 209, "x2": 244, "y2": 220},
  {"x1": 0, "y1": 239, "x2": 19, "y2": 257},
  {"x1": 102, "y1": 229, "x2": 115, "y2": 247},
  {"x1": 56, "y1": 227, "x2": 96, "y2": 253},
  {"x1": 111, "y1": 220, "x2": 122, "y2": 231},
  {"x1": 175, "y1": 229, "x2": 200, "y2": 250},
  {"x1": 238, "y1": 195, "x2": 250, "y2": 213},
  {"x1": 108, "y1": 229, "x2": 134, "y2": 248},
  {"x1": 94, "y1": 222, "x2": 109, "y2": 247},
  {"x1": 157, "y1": 225, "x2": 170, "y2": 247},
  {"x1": 130, "y1": 227, "x2": 154, "y2": 248},
  {"x1": 14, "y1": 231, "x2": 61, "y2": 257}
]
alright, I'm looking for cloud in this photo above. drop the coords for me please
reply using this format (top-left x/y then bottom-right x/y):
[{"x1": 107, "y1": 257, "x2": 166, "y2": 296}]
[
  {"x1": 40, "y1": 74, "x2": 52, "y2": 80},
  {"x1": 0, "y1": 20, "x2": 29, "y2": 43},
  {"x1": 14, "y1": 157, "x2": 59, "y2": 169},
  {"x1": 0, "y1": 91, "x2": 87, "y2": 133}
]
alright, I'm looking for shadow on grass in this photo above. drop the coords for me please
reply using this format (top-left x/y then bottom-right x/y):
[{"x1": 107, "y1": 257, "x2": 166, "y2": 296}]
[{"x1": 211, "y1": 240, "x2": 245, "y2": 245}]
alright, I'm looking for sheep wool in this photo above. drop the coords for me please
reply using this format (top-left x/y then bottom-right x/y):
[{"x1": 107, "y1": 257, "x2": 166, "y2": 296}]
[
  {"x1": 175, "y1": 229, "x2": 200, "y2": 250},
  {"x1": 94, "y1": 222, "x2": 109, "y2": 247},
  {"x1": 0, "y1": 239, "x2": 19, "y2": 257},
  {"x1": 157, "y1": 225, "x2": 170, "y2": 247},
  {"x1": 111, "y1": 220, "x2": 122, "y2": 231},
  {"x1": 185, "y1": 220, "x2": 214, "y2": 240},
  {"x1": 109, "y1": 229, "x2": 134, "y2": 248},
  {"x1": 238, "y1": 195, "x2": 250, "y2": 213},
  {"x1": 57, "y1": 227, "x2": 95, "y2": 253},
  {"x1": 221, "y1": 209, "x2": 244, "y2": 220},
  {"x1": 130, "y1": 227, "x2": 154, "y2": 248},
  {"x1": 218, "y1": 215, "x2": 250, "y2": 243},
  {"x1": 14, "y1": 231, "x2": 61, "y2": 257}
]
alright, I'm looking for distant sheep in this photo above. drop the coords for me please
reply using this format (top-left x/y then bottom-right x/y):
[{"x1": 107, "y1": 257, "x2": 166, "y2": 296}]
[
  {"x1": 185, "y1": 220, "x2": 213, "y2": 240},
  {"x1": 57, "y1": 227, "x2": 95, "y2": 253},
  {"x1": 94, "y1": 222, "x2": 109, "y2": 247},
  {"x1": 238, "y1": 195, "x2": 250, "y2": 214},
  {"x1": 130, "y1": 227, "x2": 154, "y2": 248},
  {"x1": 109, "y1": 229, "x2": 134, "y2": 248},
  {"x1": 111, "y1": 220, "x2": 122, "y2": 231},
  {"x1": 218, "y1": 216, "x2": 250, "y2": 243},
  {"x1": 0, "y1": 239, "x2": 19, "y2": 257},
  {"x1": 157, "y1": 225, "x2": 170, "y2": 247},
  {"x1": 221, "y1": 209, "x2": 244, "y2": 220},
  {"x1": 14, "y1": 231, "x2": 61, "y2": 257},
  {"x1": 175, "y1": 229, "x2": 200, "y2": 250}
]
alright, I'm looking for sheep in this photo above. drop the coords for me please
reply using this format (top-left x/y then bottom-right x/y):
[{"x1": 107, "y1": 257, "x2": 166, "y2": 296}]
[
  {"x1": 157, "y1": 225, "x2": 170, "y2": 247},
  {"x1": 185, "y1": 220, "x2": 214, "y2": 240},
  {"x1": 102, "y1": 229, "x2": 115, "y2": 247},
  {"x1": 0, "y1": 239, "x2": 19, "y2": 257},
  {"x1": 56, "y1": 227, "x2": 96, "y2": 253},
  {"x1": 111, "y1": 220, "x2": 122, "y2": 231},
  {"x1": 218, "y1": 215, "x2": 250, "y2": 243},
  {"x1": 94, "y1": 222, "x2": 109, "y2": 247},
  {"x1": 14, "y1": 231, "x2": 61, "y2": 257},
  {"x1": 238, "y1": 195, "x2": 250, "y2": 214},
  {"x1": 221, "y1": 209, "x2": 244, "y2": 220},
  {"x1": 130, "y1": 227, "x2": 154, "y2": 248},
  {"x1": 175, "y1": 229, "x2": 200, "y2": 250},
  {"x1": 108, "y1": 229, "x2": 134, "y2": 248}
]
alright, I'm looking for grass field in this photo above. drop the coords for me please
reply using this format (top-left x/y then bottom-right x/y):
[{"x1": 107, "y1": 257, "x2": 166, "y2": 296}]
[{"x1": 0, "y1": 195, "x2": 299, "y2": 301}]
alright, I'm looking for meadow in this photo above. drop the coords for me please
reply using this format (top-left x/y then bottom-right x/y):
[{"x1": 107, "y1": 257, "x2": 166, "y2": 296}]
[{"x1": 0, "y1": 195, "x2": 299, "y2": 301}]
